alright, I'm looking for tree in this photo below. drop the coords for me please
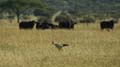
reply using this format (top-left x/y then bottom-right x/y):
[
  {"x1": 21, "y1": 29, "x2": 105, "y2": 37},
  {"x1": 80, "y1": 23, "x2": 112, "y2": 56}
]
[{"x1": 0, "y1": 0, "x2": 43, "y2": 23}]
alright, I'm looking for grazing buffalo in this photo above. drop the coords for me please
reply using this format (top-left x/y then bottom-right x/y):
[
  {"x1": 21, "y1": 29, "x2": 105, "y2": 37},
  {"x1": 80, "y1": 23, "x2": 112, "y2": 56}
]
[
  {"x1": 100, "y1": 20, "x2": 116, "y2": 31},
  {"x1": 59, "y1": 20, "x2": 75, "y2": 29},
  {"x1": 36, "y1": 22, "x2": 58, "y2": 29},
  {"x1": 19, "y1": 21, "x2": 36, "y2": 29}
]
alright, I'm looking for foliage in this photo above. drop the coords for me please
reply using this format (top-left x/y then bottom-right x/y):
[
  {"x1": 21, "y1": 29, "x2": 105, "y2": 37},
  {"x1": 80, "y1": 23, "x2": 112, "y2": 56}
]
[
  {"x1": 1, "y1": 0, "x2": 120, "y2": 22},
  {"x1": 38, "y1": 16, "x2": 50, "y2": 23},
  {"x1": 79, "y1": 16, "x2": 96, "y2": 23},
  {"x1": 55, "y1": 12, "x2": 73, "y2": 23},
  {"x1": 33, "y1": 8, "x2": 54, "y2": 18},
  {"x1": 42, "y1": 0, "x2": 120, "y2": 19},
  {"x1": 0, "y1": 0, "x2": 44, "y2": 23},
  {"x1": 22, "y1": 15, "x2": 32, "y2": 20}
]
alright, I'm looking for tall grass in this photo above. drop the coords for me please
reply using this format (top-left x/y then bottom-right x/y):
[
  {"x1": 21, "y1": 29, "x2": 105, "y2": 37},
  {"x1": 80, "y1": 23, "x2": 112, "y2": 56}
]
[{"x1": 0, "y1": 20, "x2": 120, "y2": 67}]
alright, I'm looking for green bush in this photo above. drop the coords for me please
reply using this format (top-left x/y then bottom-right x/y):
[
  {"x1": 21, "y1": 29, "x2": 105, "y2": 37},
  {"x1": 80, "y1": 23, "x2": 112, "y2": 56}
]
[{"x1": 79, "y1": 16, "x2": 96, "y2": 23}]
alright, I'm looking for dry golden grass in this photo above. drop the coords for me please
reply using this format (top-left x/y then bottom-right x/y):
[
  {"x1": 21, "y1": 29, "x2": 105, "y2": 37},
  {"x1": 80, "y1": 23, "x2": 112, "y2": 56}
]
[{"x1": 0, "y1": 20, "x2": 120, "y2": 67}]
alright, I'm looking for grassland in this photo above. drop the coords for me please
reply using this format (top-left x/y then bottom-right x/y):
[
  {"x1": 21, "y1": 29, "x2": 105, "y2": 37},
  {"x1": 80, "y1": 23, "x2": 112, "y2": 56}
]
[{"x1": 0, "y1": 20, "x2": 120, "y2": 67}]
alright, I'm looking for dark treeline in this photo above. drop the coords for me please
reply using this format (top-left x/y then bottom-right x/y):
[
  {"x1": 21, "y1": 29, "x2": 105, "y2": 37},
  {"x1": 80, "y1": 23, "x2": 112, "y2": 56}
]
[
  {"x1": 42, "y1": 0, "x2": 120, "y2": 18},
  {"x1": 0, "y1": 0, "x2": 120, "y2": 23}
]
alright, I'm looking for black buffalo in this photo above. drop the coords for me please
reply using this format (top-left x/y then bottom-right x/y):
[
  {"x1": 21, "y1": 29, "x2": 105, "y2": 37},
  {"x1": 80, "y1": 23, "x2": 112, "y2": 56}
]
[
  {"x1": 59, "y1": 20, "x2": 75, "y2": 29},
  {"x1": 36, "y1": 22, "x2": 58, "y2": 29},
  {"x1": 19, "y1": 21, "x2": 36, "y2": 29},
  {"x1": 100, "y1": 20, "x2": 116, "y2": 31}
]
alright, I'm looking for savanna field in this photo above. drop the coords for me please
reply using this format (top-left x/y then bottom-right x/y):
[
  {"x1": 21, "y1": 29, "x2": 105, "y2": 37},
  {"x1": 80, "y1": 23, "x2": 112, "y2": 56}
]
[{"x1": 0, "y1": 20, "x2": 120, "y2": 67}]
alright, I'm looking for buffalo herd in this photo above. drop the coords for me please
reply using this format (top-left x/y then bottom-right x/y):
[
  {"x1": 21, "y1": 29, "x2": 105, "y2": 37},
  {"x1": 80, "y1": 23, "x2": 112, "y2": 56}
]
[
  {"x1": 19, "y1": 19, "x2": 117, "y2": 31},
  {"x1": 19, "y1": 20, "x2": 75, "y2": 30}
]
